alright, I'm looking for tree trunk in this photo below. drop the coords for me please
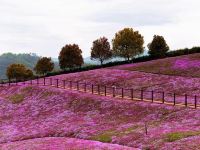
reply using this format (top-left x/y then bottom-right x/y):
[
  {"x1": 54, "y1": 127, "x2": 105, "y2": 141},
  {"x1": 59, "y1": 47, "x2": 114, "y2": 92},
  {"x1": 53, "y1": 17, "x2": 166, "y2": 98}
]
[{"x1": 100, "y1": 59, "x2": 103, "y2": 65}]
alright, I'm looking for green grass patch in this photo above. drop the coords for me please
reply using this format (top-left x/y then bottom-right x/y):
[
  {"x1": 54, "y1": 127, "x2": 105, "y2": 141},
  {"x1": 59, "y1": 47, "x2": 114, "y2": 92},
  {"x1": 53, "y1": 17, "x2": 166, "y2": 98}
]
[
  {"x1": 8, "y1": 94, "x2": 24, "y2": 104},
  {"x1": 40, "y1": 91, "x2": 53, "y2": 99},
  {"x1": 91, "y1": 125, "x2": 139, "y2": 143},
  {"x1": 92, "y1": 133, "x2": 112, "y2": 143},
  {"x1": 165, "y1": 131, "x2": 200, "y2": 142},
  {"x1": 21, "y1": 86, "x2": 34, "y2": 93}
]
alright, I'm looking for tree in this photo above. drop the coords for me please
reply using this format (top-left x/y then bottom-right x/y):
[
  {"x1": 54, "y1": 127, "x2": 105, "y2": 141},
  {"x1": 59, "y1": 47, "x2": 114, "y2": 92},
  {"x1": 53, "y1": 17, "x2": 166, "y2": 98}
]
[
  {"x1": 148, "y1": 35, "x2": 169, "y2": 57},
  {"x1": 34, "y1": 57, "x2": 54, "y2": 75},
  {"x1": 91, "y1": 37, "x2": 112, "y2": 65},
  {"x1": 59, "y1": 44, "x2": 84, "y2": 70},
  {"x1": 112, "y1": 28, "x2": 144, "y2": 61},
  {"x1": 6, "y1": 64, "x2": 33, "y2": 80}
]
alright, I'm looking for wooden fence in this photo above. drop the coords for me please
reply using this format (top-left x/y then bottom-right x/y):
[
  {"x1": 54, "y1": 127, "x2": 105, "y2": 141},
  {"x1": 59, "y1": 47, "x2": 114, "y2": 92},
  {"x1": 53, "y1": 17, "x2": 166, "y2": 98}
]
[{"x1": 0, "y1": 77, "x2": 199, "y2": 109}]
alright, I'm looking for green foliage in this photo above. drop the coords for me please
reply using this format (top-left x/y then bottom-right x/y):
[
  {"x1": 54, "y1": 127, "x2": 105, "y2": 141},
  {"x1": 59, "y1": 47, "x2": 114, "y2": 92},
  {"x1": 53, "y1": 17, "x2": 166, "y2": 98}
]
[
  {"x1": 148, "y1": 35, "x2": 169, "y2": 57},
  {"x1": 6, "y1": 64, "x2": 33, "y2": 80},
  {"x1": 8, "y1": 94, "x2": 24, "y2": 104},
  {"x1": 34, "y1": 57, "x2": 54, "y2": 75},
  {"x1": 165, "y1": 131, "x2": 200, "y2": 142},
  {"x1": 91, "y1": 37, "x2": 112, "y2": 65},
  {"x1": 59, "y1": 44, "x2": 84, "y2": 70},
  {"x1": 112, "y1": 28, "x2": 144, "y2": 60}
]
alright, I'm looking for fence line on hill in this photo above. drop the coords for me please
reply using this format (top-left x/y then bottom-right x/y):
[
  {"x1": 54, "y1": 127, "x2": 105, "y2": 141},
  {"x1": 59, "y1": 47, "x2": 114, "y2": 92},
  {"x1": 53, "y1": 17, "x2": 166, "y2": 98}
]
[{"x1": 0, "y1": 77, "x2": 199, "y2": 109}]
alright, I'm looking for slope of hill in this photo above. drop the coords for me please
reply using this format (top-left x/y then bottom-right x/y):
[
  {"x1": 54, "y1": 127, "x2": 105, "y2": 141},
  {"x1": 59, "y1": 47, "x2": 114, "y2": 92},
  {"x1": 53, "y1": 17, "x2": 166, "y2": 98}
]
[
  {"x1": 112, "y1": 53, "x2": 200, "y2": 78},
  {"x1": 0, "y1": 85, "x2": 200, "y2": 149}
]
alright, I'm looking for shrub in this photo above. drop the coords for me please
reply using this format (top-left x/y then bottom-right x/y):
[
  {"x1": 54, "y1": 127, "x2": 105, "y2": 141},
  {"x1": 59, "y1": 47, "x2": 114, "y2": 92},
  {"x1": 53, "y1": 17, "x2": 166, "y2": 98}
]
[
  {"x1": 148, "y1": 35, "x2": 169, "y2": 58},
  {"x1": 6, "y1": 64, "x2": 33, "y2": 80},
  {"x1": 59, "y1": 44, "x2": 84, "y2": 70},
  {"x1": 34, "y1": 57, "x2": 54, "y2": 75}
]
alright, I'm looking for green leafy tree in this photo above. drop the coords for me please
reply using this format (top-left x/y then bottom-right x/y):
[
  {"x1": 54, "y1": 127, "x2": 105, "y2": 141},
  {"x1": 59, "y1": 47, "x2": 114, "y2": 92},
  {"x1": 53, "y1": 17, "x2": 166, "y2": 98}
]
[
  {"x1": 34, "y1": 57, "x2": 54, "y2": 75},
  {"x1": 6, "y1": 64, "x2": 33, "y2": 80},
  {"x1": 91, "y1": 37, "x2": 112, "y2": 65},
  {"x1": 112, "y1": 28, "x2": 144, "y2": 60},
  {"x1": 59, "y1": 44, "x2": 84, "y2": 70},
  {"x1": 148, "y1": 35, "x2": 169, "y2": 57}
]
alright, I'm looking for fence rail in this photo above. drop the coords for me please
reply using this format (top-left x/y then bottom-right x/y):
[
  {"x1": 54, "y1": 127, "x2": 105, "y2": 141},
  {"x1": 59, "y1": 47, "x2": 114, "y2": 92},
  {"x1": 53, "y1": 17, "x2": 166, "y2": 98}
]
[{"x1": 0, "y1": 77, "x2": 199, "y2": 109}]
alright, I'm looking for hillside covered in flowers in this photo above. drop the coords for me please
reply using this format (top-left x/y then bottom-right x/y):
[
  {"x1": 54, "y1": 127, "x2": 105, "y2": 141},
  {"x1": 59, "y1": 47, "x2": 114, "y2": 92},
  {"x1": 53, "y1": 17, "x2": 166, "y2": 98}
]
[
  {"x1": 0, "y1": 84, "x2": 200, "y2": 149},
  {"x1": 0, "y1": 53, "x2": 200, "y2": 149}
]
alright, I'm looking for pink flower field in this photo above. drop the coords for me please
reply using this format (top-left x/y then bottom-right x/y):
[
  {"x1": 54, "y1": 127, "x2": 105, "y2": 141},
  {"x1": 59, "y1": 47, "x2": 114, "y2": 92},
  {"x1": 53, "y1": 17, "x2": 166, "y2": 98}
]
[
  {"x1": 0, "y1": 137, "x2": 136, "y2": 150},
  {"x1": 112, "y1": 53, "x2": 200, "y2": 78},
  {"x1": 39, "y1": 67, "x2": 200, "y2": 105},
  {"x1": 0, "y1": 85, "x2": 200, "y2": 149},
  {"x1": 0, "y1": 53, "x2": 200, "y2": 149}
]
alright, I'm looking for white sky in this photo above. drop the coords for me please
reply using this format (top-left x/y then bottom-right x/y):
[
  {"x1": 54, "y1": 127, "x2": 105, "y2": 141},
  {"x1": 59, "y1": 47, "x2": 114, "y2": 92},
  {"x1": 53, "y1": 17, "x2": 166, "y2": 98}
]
[{"x1": 0, "y1": 0, "x2": 200, "y2": 58}]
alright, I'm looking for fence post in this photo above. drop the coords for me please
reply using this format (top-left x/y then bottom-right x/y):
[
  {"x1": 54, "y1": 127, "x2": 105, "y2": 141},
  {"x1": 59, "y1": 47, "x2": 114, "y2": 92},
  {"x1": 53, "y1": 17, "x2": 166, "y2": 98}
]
[
  {"x1": 105, "y1": 86, "x2": 107, "y2": 96},
  {"x1": 70, "y1": 81, "x2": 72, "y2": 89},
  {"x1": 84, "y1": 83, "x2": 86, "y2": 92},
  {"x1": 77, "y1": 81, "x2": 79, "y2": 91},
  {"x1": 131, "y1": 89, "x2": 133, "y2": 100},
  {"x1": 44, "y1": 77, "x2": 46, "y2": 86},
  {"x1": 50, "y1": 78, "x2": 52, "y2": 86},
  {"x1": 98, "y1": 85, "x2": 100, "y2": 95},
  {"x1": 56, "y1": 79, "x2": 58, "y2": 88},
  {"x1": 162, "y1": 92, "x2": 165, "y2": 103},
  {"x1": 151, "y1": 91, "x2": 154, "y2": 102},
  {"x1": 121, "y1": 88, "x2": 123, "y2": 98},
  {"x1": 185, "y1": 94, "x2": 188, "y2": 107},
  {"x1": 63, "y1": 80, "x2": 66, "y2": 89},
  {"x1": 141, "y1": 89, "x2": 143, "y2": 101},
  {"x1": 195, "y1": 95, "x2": 197, "y2": 109},
  {"x1": 92, "y1": 84, "x2": 94, "y2": 94},
  {"x1": 37, "y1": 77, "x2": 39, "y2": 85},
  {"x1": 173, "y1": 93, "x2": 176, "y2": 105},
  {"x1": 113, "y1": 87, "x2": 115, "y2": 97},
  {"x1": 30, "y1": 78, "x2": 33, "y2": 85},
  {"x1": 15, "y1": 78, "x2": 17, "y2": 85}
]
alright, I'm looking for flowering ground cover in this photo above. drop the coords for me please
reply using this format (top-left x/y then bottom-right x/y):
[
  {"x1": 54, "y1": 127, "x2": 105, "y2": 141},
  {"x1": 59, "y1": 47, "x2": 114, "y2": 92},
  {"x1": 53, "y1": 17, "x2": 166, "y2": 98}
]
[
  {"x1": 40, "y1": 67, "x2": 200, "y2": 105},
  {"x1": 112, "y1": 53, "x2": 200, "y2": 78},
  {"x1": 0, "y1": 137, "x2": 136, "y2": 150},
  {"x1": 0, "y1": 85, "x2": 200, "y2": 149}
]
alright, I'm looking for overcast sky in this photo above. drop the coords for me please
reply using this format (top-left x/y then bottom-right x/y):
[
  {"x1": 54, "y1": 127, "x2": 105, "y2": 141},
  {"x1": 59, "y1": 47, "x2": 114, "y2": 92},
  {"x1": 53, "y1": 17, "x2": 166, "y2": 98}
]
[{"x1": 0, "y1": 0, "x2": 200, "y2": 58}]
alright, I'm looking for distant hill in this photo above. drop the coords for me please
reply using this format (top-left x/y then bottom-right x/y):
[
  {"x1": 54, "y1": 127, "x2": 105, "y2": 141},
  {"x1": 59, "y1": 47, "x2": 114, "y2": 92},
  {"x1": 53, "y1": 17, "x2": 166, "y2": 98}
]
[
  {"x1": 0, "y1": 53, "x2": 60, "y2": 79},
  {"x1": 0, "y1": 53, "x2": 40, "y2": 79},
  {"x1": 84, "y1": 49, "x2": 149, "y2": 65}
]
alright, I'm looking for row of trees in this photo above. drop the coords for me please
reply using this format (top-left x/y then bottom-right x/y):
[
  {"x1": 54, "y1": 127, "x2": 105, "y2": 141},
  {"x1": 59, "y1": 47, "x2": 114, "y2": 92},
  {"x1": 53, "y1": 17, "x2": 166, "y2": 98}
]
[
  {"x1": 91, "y1": 28, "x2": 169, "y2": 64},
  {"x1": 6, "y1": 27, "x2": 169, "y2": 80}
]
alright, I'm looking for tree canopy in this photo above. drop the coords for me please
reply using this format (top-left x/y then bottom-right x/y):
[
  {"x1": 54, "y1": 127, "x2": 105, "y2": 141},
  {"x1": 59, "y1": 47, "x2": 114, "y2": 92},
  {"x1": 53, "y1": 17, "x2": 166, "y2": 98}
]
[
  {"x1": 112, "y1": 28, "x2": 144, "y2": 60},
  {"x1": 59, "y1": 44, "x2": 84, "y2": 70},
  {"x1": 6, "y1": 64, "x2": 33, "y2": 80},
  {"x1": 34, "y1": 57, "x2": 54, "y2": 75},
  {"x1": 148, "y1": 35, "x2": 169, "y2": 57},
  {"x1": 91, "y1": 37, "x2": 112, "y2": 65}
]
